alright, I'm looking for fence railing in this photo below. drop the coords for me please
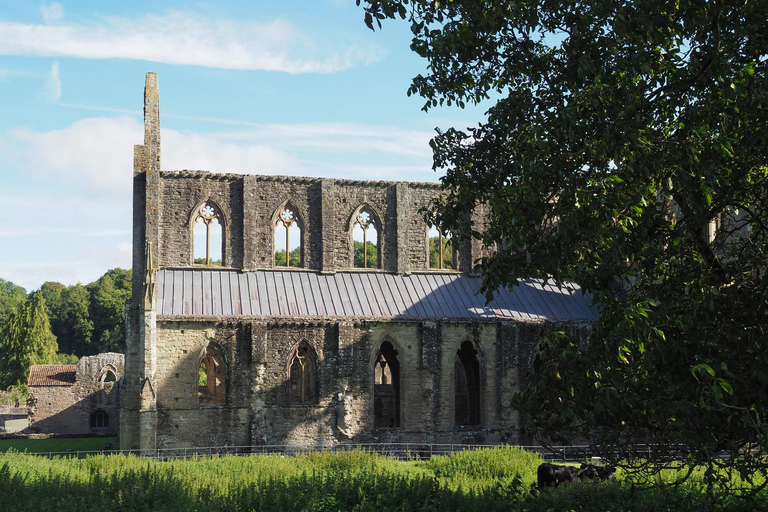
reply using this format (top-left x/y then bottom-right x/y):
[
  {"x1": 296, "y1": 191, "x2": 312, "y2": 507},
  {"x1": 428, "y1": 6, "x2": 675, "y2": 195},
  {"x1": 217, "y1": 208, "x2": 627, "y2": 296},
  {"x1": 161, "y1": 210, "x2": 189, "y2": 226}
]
[{"x1": 4, "y1": 442, "x2": 674, "y2": 462}]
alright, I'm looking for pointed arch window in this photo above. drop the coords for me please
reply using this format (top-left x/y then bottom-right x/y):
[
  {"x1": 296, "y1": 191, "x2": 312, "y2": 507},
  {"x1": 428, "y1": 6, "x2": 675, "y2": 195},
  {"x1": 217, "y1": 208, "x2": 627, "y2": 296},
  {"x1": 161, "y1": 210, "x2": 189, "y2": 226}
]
[
  {"x1": 352, "y1": 206, "x2": 379, "y2": 268},
  {"x1": 193, "y1": 201, "x2": 223, "y2": 266},
  {"x1": 274, "y1": 204, "x2": 303, "y2": 267},
  {"x1": 455, "y1": 341, "x2": 481, "y2": 426},
  {"x1": 198, "y1": 343, "x2": 226, "y2": 405},
  {"x1": 374, "y1": 341, "x2": 400, "y2": 428},
  {"x1": 288, "y1": 341, "x2": 317, "y2": 404},
  {"x1": 428, "y1": 225, "x2": 455, "y2": 270},
  {"x1": 100, "y1": 366, "x2": 118, "y2": 390}
]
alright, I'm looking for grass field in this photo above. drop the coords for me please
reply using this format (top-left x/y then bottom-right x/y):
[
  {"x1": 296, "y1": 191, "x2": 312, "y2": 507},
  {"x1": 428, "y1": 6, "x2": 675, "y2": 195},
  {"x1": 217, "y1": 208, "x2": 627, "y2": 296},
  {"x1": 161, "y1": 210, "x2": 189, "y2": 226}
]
[
  {"x1": 0, "y1": 437, "x2": 117, "y2": 453},
  {"x1": 0, "y1": 447, "x2": 766, "y2": 511}
]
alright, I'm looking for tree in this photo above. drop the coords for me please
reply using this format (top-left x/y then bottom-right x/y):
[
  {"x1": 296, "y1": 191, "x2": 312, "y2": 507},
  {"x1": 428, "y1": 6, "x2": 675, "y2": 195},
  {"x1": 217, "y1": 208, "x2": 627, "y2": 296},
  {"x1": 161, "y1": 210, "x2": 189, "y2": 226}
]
[
  {"x1": 0, "y1": 292, "x2": 59, "y2": 390},
  {"x1": 0, "y1": 278, "x2": 26, "y2": 330},
  {"x1": 57, "y1": 284, "x2": 93, "y2": 355},
  {"x1": 274, "y1": 247, "x2": 301, "y2": 267},
  {"x1": 88, "y1": 268, "x2": 131, "y2": 354},
  {"x1": 361, "y1": 0, "x2": 768, "y2": 490},
  {"x1": 353, "y1": 241, "x2": 379, "y2": 268}
]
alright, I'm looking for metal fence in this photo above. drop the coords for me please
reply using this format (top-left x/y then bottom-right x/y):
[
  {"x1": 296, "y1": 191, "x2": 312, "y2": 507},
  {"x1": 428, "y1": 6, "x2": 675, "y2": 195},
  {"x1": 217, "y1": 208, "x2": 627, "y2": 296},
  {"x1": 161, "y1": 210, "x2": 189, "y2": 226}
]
[{"x1": 9, "y1": 442, "x2": 653, "y2": 462}]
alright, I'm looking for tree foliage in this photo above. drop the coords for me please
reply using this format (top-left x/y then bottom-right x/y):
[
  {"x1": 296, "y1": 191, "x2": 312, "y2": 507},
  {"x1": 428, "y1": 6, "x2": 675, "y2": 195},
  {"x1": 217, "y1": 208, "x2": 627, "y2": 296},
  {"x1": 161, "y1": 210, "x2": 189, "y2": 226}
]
[
  {"x1": 0, "y1": 278, "x2": 26, "y2": 329},
  {"x1": 274, "y1": 247, "x2": 301, "y2": 267},
  {"x1": 360, "y1": 0, "x2": 768, "y2": 490},
  {"x1": 0, "y1": 292, "x2": 58, "y2": 390},
  {"x1": 87, "y1": 268, "x2": 131, "y2": 353},
  {"x1": 354, "y1": 241, "x2": 379, "y2": 268}
]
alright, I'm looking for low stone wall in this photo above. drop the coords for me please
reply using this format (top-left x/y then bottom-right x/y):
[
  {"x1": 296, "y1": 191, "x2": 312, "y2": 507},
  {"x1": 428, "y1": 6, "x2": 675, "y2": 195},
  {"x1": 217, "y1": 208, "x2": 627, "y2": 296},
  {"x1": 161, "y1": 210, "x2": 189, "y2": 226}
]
[{"x1": 0, "y1": 406, "x2": 29, "y2": 434}]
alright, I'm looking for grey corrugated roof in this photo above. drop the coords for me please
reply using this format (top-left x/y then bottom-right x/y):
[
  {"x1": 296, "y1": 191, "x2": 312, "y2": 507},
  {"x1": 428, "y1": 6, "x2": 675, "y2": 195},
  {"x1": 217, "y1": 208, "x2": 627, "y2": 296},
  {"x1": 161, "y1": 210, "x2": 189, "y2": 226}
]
[{"x1": 155, "y1": 269, "x2": 598, "y2": 322}]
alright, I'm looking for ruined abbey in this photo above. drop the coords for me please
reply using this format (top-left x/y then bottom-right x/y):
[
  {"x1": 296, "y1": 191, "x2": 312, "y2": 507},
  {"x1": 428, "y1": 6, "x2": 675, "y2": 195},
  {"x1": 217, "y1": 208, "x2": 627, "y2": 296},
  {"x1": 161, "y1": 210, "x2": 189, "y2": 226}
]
[{"x1": 119, "y1": 73, "x2": 597, "y2": 451}]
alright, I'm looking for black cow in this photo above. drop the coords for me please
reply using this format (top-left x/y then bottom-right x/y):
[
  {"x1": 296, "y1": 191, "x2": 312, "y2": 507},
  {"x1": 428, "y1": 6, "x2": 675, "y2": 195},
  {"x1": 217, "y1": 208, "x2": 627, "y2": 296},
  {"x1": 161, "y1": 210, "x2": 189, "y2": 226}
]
[
  {"x1": 537, "y1": 463, "x2": 583, "y2": 488},
  {"x1": 537, "y1": 462, "x2": 617, "y2": 488},
  {"x1": 578, "y1": 463, "x2": 617, "y2": 483}
]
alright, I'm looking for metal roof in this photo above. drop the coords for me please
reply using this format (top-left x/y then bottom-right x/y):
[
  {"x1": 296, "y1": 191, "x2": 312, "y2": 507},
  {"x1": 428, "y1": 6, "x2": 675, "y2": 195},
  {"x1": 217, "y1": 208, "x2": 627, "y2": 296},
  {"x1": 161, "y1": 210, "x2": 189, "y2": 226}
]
[
  {"x1": 156, "y1": 269, "x2": 598, "y2": 322},
  {"x1": 28, "y1": 365, "x2": 77, "y2": 387}
]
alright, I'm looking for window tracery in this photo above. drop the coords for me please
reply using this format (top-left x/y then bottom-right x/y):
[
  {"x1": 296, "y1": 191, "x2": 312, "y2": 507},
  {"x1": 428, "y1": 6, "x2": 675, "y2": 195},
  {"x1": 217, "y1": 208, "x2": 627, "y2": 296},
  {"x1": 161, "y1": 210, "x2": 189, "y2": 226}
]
[
  {"x1": 352, "y1": 206, "x2": 379, "y2": 268},
  {"x1": 193, "y1": 200, "x2": 223, "y2": 265},
  {"x1": 198, "y1": 343, "x2": 226, "y2": 405},
  {"x1": 288, "y1": 341, "x2": 317, "y2": 404},
  {"x1": 274, "y1": 204, "x2": 303, "y2": 267}
]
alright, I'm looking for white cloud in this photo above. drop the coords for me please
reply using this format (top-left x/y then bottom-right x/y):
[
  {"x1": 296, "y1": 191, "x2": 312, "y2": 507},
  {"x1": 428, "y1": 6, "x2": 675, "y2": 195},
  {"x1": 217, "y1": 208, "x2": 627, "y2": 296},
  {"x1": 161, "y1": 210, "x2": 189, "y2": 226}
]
[
  {"x1": 3, "y1": 116, "x2": 435, "y2": 193},
  {"x1": 41, "y1": 2, "x2": 64, "y2": 24},
  {"x1": 7, "y1": 116, "x2": 141, "y2": 194},
  {"x1": 0, "y1": 11, "x2": 383, "y2": 73},
  {"x1": 40, "y1": 61, "x2": 61, "y2": 102}
]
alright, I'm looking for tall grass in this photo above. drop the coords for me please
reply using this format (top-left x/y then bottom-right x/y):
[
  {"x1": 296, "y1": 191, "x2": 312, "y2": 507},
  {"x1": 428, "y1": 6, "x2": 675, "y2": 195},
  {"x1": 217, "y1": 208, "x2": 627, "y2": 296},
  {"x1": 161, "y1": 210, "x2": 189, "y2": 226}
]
[{"x1": 0, "y1": 447, "x2": 766, "y2": 511}]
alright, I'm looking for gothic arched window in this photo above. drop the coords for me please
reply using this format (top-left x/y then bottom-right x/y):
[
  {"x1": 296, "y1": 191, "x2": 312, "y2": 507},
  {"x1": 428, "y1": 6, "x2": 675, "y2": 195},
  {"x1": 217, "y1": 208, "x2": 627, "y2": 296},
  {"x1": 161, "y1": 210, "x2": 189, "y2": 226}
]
[
  {"x1": 455, "y1": 341, "x2": 481, "y2": 426},
  {"x1": 198, "y1": 343, "x2": 227, "y2": 405},
  {"x1": 192, "y1": 200, "x2": 224, "y2": 266},
  {"x1": 352, "y1": 205, "x2": 380, "y2": 268},
  {"x1": 428, "y1": 225, "x2": 455, "y2": 270},
  {"x1": 274, "y1": 204, "x2": 303, "y2": 267},
  {"x1": 288, "y1": 341, "x2": 317, "y2": 404},
  {"x1": 373, "y1": 341, "x2": 400, "y2": 428}
]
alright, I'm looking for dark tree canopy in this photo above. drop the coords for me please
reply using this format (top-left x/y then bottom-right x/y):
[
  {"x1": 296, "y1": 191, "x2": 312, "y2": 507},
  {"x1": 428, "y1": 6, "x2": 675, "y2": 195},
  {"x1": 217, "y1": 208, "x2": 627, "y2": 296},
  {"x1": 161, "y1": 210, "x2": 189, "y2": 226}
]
[{"x1": 361, "y1": 0, "x2": 768, "y2": 489}]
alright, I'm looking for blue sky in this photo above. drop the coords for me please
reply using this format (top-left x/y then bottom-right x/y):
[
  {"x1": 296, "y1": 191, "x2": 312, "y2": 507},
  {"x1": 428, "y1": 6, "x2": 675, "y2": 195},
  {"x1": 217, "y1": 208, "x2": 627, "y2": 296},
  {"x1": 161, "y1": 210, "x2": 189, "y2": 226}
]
[{"x1": 0, "y1": 1, "x2": 487, "y2": 292}]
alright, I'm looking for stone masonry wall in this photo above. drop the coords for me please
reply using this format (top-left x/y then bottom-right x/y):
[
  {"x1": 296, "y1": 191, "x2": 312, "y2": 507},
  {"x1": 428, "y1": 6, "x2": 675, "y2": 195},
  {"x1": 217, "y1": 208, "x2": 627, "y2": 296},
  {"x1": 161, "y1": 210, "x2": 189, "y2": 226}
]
[
  {"x1": 28, "y1": 353, "x2": 124, "y2": 436},
  {"x1": 150, "y1": 171, "x2": 475, "y2": 274},
  {"x1": 146, "y1": 318, "x2": 591, "y2": 448}
]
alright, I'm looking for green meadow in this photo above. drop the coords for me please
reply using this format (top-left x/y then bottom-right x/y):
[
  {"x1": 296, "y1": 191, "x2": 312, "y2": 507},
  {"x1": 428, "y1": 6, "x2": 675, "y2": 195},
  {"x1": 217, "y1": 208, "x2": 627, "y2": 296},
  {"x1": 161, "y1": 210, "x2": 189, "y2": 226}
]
[{"x1": 0, "y1": 447, "x2": 766, "y2": 511}]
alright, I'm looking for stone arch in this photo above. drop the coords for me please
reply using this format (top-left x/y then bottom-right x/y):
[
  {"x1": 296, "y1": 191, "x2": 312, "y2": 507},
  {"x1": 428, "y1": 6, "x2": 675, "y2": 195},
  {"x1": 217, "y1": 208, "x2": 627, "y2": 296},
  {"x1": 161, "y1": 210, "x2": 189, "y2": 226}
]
[
  {"x1": 454, "y1": 338, "x2": 482, "y2": 426},
  {"x1": 189, "y1": 199, "x2": 227, "y2": 266},
  {"x1": 99, "y1": 364, "x2": 119, "y2": 390},
  {"x1": 285, "y1": 339, "x2": 318, "y2": 404},
  {"x1": 349, "y1": 203, "x2": 382, "y2": 269},
  {"x1": 371, "y1": 336, "x2": 402, "y2": 428},
  {"x1": 272, "y1": 201, "x2": 305, "y2": 268},
  {"x1": 197, "y1": 341, "x2": 227, "y2": 405}
]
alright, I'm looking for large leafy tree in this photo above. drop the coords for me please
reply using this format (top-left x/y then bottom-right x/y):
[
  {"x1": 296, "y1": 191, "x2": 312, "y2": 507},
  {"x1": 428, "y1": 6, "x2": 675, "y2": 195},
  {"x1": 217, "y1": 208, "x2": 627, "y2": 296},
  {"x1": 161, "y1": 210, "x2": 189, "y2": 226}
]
[
  {"x1": 361, "y1": 0, "x2": 768, "y2": 488},
  {"x1": 0, "y1": 278, "x2": 26, "y2": 329},
  {"x1": 0, "y1": 292, "x2": 58, "y2": 390},
  {"x1": 87, "y1": 268, "x2": 131, "y2": 353}
]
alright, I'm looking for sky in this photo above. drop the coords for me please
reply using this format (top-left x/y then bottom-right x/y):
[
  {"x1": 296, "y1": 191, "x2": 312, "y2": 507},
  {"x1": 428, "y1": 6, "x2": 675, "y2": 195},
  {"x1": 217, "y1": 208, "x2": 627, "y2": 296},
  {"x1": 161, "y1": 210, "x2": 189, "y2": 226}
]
[{"x1": 0, "y1": 0, "x2": 488, "y2": 293}]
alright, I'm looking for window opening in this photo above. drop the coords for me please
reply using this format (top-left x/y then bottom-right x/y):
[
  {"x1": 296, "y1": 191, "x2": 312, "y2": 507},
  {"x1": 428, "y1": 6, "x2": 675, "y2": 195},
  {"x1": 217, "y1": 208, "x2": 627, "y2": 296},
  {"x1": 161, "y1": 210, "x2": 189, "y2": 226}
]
[
  {"x1": 455, "y1": 341, "x2": 481, "y2": 426},
  {"x1": 274, "y1": 205, "x2": 302, "y2": 267},
  {"x1": 353, "y1": 207, "x2": 379, "y2": 268},
  {"x1": 198, "y1": 343, "x2": 226, "y2": 405},
  {"x1": 193, "y1": 201, "x2": 223, "y2": 265},
  {"x1": 374, "y1": 341, "x2": 400, "y2": 428},
  {"x1": 288, "y1": 341, "x2": 317, "y2": 404},
  {"x1": 428, "y1": 225, "x2": 454, "y2": 269},
  {"x1": 103, "y1": 370, "x2": 117, "y2": 383},
  {"x1": 90, "y1": 409, "x2": 109, "y2": 429}
]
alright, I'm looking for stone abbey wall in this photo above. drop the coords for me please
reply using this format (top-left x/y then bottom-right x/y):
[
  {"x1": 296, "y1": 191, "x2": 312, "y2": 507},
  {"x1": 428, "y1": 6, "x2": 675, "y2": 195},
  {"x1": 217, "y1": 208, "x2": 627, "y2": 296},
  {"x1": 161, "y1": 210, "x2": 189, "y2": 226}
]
[
  {"x1": 146, "y1": 172, "x2": 470, "y2": 274},
  {"x1": 120, "y1": 73, "x2": 595, "y2": 452}
]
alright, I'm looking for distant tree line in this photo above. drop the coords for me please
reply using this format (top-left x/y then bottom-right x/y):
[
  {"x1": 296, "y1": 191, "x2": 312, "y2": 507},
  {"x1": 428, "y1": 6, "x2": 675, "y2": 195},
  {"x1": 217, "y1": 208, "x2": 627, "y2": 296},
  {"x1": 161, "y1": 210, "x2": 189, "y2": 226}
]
[{"x1": 0, "y1": 269, "x2": 131, "y2": 393}]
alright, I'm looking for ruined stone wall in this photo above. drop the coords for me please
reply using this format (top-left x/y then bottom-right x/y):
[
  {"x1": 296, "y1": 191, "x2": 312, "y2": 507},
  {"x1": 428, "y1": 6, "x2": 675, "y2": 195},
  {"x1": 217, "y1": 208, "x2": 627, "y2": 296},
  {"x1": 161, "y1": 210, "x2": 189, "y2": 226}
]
[
  {"x1": 144, "y1": 317, "x2": 589, "y2": 449},
  {"x1": 28, "y1": 353, "x2": 124, "y2": 436},
  {"x1": 149, "y1": 172, "x2": 476, "y2": 274}
]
